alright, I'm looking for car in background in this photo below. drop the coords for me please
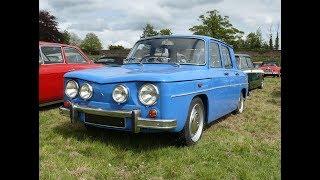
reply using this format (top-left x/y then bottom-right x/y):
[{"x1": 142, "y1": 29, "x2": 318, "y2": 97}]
[
  {"x1": 235, "y1": 54, "x2": 264, "y2": 90},
  {"x1": 39, "y1": 41, "x2": 103, "y2": 107},
  {"x1": 253, "y1": 61, "x2": 263, "y2": 68},
  {"x1": 59, "y1": 35, "x2": 248, "y2": 145},
  {"x1": 260, "y1": 61, "x2": 281, "y2": 77},
  {"x1": 95, "y1": 56, "x2": 123, "y2": 66}
]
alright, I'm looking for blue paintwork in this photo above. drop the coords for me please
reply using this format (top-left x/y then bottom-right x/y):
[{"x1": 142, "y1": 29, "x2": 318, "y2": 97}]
[{"x1": 64, "y1": 35, "x2": 248, "y2": 132}]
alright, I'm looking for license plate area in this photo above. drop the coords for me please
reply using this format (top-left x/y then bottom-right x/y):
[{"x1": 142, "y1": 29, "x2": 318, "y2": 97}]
[{"x1": 84, "y1": 114, "x2": 126, "y2": 128}]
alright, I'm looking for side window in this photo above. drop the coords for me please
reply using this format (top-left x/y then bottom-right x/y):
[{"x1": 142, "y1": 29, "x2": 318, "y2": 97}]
[
  {"x1": 245, "y1": 57, "x2": 253, "y2": 68},
  {"x1": 39, "y1": 49, "x2": 43, "y2": 64},
  {"x1": 240, "y1": 57, "x2": 248, "y2": 69},
  {"x1": 210, "y1": 42, "x2": 222, "y2": 67},
  {"x1": 41, "y1": 46, "x2": 63, "y2": 64},
  {"x1": 221, "y1": 46, "x2": 233, "y2": 69},
  {"x1": 64, "y1": 47, "x2": 87, "y2": 64}
]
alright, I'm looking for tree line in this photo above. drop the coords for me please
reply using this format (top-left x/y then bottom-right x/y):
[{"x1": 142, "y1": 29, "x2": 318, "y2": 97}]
[{"x1": 39, "y1": 10, "x2": 280, "y2": 55}]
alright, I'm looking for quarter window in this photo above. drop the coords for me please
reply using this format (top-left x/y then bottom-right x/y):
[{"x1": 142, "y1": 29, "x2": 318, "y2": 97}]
[
  {"x1": 221, "y1": 46, "x2": 232, "y2": 69},
  {"x1": 210, "y1": 42, "x2": 222, "y2": 67},
  {"x1": 64, "y1": 47, "x2": 87, "y2": 64},
  {"x1": 41, "y1": 46, "x2": 63, "y2": 64}
]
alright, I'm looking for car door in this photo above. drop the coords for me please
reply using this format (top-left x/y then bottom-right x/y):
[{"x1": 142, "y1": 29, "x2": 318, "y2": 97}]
[
  {"x1": 63, "y1": 46, "x2": 99, "y2": 71},
  {"x1": 39, "y1": 45, "x2": 70, "y2": 104},
  {"x1": 220, "y1": 45, "x2": 240, "y2": 112},
  {"x1": 207, "y1": 41, "x2": 230, "y2": 121},
  {"x1": 245, "y1": 56, "x2": 258, "y2": 89}
]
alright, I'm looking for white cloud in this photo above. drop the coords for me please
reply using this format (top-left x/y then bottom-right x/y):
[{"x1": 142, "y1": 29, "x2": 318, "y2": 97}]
[{"x1": 39, "y1": 0, "x2": 281, "y2": 49}]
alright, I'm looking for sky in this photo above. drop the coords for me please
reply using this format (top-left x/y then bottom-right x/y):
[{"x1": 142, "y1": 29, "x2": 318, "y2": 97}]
[{"x1": 39, "y1": 0, "x2": 281, "y2": 49}]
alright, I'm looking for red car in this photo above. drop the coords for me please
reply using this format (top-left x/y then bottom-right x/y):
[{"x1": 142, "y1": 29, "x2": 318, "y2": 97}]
[
  {"x1": 39, "y1": 41, "x2": 103, "y2": 106},
  {"x1": 260, "y1": 61, "x2": 281, "y2": 77}
]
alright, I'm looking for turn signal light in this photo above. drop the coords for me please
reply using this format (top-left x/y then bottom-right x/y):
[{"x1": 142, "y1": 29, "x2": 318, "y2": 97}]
[
  {"x1": 63, "y1": 100, "x2": 71, "y2": 108},
  {"x1": 148, "y1": 109, "x2": 157, "y2": 118}
]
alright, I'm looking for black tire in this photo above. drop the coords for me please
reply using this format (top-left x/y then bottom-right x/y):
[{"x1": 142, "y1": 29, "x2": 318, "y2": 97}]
[
  {"x1": 259, "y1": 80, "x2": 264, "y2": 89},
  {"x1": 234, "y1": 93, "x2": 244, "y2": 114},
  {"x1": 85, "y1": 124, "x2": 98, "y2": 132},
  {"x1": 178, "y1": 97, "x2": 205, "y2": 146}
]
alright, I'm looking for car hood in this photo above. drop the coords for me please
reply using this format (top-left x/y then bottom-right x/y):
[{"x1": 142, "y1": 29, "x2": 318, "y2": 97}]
[{"x1": 64, "y1": 64, "x2": 210, "y2": 83}]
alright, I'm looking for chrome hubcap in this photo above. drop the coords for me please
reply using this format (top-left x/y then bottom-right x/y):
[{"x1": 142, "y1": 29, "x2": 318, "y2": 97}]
[
  {"x1": 189, "y1": 104, "x2": 204, "y2": 142},
  {"x1": 238, "y1": 96, "x2": 244, "y2": 113}
]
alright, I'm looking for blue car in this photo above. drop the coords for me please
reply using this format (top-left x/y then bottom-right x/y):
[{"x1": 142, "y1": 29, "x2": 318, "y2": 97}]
[{"x1": 60, "y1": 35, "x2": 248, "y2": 145}]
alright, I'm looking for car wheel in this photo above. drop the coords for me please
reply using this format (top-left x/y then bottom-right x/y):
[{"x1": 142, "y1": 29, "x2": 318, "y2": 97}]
[
  {"x1": 259, "y1": 80, "x2": 264, "y2": 89},
  {"x1": 179, "y1": 97, "x2": 205, "y2": 146},
  {"x1": 235, "y1": 93, "x2": 244, "y2": 114},
  {"x1": 85, "y1": 124, "x2": 98, "y2": 132}
]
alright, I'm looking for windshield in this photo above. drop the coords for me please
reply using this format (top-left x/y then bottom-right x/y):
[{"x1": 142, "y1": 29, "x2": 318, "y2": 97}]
[
  {"x1": 263, "y1": 62, "x2": 277, "y2": 66},
  {"x1": 125, "y1": 38, "x2": 205, "y2": 65}
]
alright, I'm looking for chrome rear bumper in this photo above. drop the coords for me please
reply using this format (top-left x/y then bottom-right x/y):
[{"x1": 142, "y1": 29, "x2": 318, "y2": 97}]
[{"x1": 59, "y1": 103, "x2": 177, "y2": 133}]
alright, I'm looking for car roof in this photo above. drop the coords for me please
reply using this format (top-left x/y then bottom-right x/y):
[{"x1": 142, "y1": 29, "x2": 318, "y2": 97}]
[
  {"x1": 39, "y1": 41, "x2": 78, "y2": 48},
  {"x1": 138, "y1": 35, "x2": 233, "y2": 48}
]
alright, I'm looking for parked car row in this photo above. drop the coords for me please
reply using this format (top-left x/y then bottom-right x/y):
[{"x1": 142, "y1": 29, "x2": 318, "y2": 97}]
[
  {"x1": 39, "y1": 35, "x2": 280, "y2": 145},
  {"x1": 39, "y1": 41, "x2": 103, "y2": 106}
]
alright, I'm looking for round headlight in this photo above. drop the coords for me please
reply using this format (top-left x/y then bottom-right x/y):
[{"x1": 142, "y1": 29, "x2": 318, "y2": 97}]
[
  {"x1": 112, "y1": 85, "x2": 129, "y2": 103},
  {"x1": 65, "y1": 80, "x2": 79, "y2": 98},
  {"x1": 79, "y1": 83, "x2": 93, "y2": 100},
  {"x1": 138, "y1": 83, "x2": 159, "y2": 106}
]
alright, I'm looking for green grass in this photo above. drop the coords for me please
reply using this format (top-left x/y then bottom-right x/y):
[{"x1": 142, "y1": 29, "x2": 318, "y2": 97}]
[{"x1": 40, "y1": 78, "x2": 280, "y2": 179}]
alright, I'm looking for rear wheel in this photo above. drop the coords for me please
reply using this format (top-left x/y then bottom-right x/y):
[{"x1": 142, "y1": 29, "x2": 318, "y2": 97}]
[
  {"x1": 85, "y1": 124, "x2": 98, "y2": 132},
  {"x1": 259, "y1": 80, "x2": 264, "y2": 89},
  {"x1": 234, "y1": 93, "x2": 244, "y2": 114},
  {"x1": 179, "y1": 97, "x2": 205, "y2": 146}
]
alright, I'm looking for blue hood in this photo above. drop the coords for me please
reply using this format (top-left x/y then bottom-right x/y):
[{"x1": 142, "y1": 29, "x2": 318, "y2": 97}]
[{"x1": 64, "y1": 64, "x2": 210, "y2": 84}]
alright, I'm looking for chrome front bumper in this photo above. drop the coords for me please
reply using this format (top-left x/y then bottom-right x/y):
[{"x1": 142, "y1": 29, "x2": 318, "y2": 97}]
[{"x1": 59, "y1": 104, "x2": 177, "y2": 133}]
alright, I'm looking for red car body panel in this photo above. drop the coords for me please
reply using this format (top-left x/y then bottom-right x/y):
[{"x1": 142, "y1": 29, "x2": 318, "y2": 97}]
[
  {"x1": 260, "y1": 63, "x2": 281, "y2": 76},
  {"x1": 39, "y1": 41, "x2": 103, "y2": 106}
]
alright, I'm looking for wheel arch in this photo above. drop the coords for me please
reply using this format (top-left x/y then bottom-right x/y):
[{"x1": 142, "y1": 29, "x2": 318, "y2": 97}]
[
  {"x1": 241, "y1": 88, "x2": 247, "y2": 99},
  {"x1": 194, "y1": 94, "x2": 208, "y2": 124}
]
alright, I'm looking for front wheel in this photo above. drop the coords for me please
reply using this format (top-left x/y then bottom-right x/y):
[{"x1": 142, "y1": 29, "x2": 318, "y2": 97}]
[{"x1": 179, "y1": 97, "x2": 205, "y2": 146}]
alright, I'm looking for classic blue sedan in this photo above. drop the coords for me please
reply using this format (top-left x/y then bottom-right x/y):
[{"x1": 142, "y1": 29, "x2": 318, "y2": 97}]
[{"x1": 60, "y1": 35, "x2": 248, "y2": 145}]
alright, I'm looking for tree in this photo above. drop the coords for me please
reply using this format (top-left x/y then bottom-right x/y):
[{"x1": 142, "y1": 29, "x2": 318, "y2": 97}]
[
  {"x1": 69, "y1": 32, "x2": 83, "y2": 46},
  {"x1": 39, "y1": 10, "x2": 64, "y2": 43},
  {"x1": 159, "y1": 28, "x2": 172, "y2": 35},
  {"x1": 61, "y1": 30, "x2": 71, "y2": 44},
  {"x1": 189, "y1": 10, "x2": 244, "y2": 45},
  {"x1": 140, "y1": 23, "x2": 158, "y2": 38},
  {"x1": 274, "y1": 24, "x2": 279, "y2": 50},
  {"x1": 268, "y1": 24, "x2": 273, "y2": 50},
  {"x1": 108, "y1": 45, "x2": 125, "y2": 50},
  {"x1": 80, "y1": 33, "x2": 102, "y2": 55},
  {"x1": 242, "y1": 28, "x2": 269, "y2": 51}
]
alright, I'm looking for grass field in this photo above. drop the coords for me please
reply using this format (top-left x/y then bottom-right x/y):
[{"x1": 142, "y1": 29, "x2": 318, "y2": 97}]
[{"x1": 40, "y1": 78, "x2": 280, "y2": 179}]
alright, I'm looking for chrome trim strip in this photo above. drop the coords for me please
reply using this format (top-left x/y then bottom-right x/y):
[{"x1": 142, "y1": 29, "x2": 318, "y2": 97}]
[
  {"x1": 72, "y1": 104, "x2": 132, "y2": 118},
  {"x1": 170, "y1": 83, "x2": 249, "y2": 98},
  {"x1": 137, "y1": 118, "x2": 177, "y2": 129}
]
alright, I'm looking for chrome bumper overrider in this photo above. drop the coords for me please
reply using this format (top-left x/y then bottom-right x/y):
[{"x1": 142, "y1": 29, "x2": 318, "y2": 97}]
[{"x1": 59, "y1": 104, "x2": 177, "y2": 133}]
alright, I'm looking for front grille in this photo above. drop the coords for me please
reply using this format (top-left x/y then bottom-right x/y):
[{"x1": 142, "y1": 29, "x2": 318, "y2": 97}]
[{"x1": 84, "y1": 114, "x2": 125, "y2": 128}]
